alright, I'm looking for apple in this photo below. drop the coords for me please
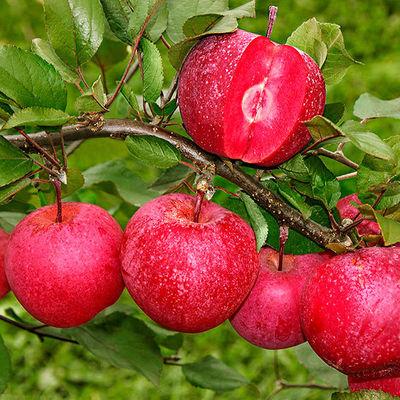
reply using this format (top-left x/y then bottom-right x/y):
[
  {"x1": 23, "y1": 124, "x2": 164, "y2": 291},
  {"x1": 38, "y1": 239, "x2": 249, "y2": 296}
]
[
  {"x1": 301, "y1": 247, "x2": 400, "y2": 378},
  {"x1": 0, "y1": 229, "x2": 10, "y2": 299},
  {"x1": 120, "y1": 193, "x2": 259, "y2": 333},
  {"x1": 348, "y1": 374, "x2": 400, "y2": 397},
  {"x1": 178, "y1": 29, "x2": 326, "y2": 167},
  {"x1": 230, "y1": 247, "x2": 326, "y2": 349},
  {"x1": 5, "y1": 202, "x2": 124, "y2": 328},
  {"x1": 337, "y1": 193, "x2": 381, "y2": 236}
]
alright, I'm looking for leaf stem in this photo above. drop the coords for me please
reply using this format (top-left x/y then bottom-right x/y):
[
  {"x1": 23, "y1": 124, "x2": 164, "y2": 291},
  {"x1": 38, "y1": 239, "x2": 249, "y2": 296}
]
[
  {"x1": 52, "y1": 179, "x2": 63, "y2": 223},
  {"x1": 193, "y1": 190, "x2": 205, "y2": 223}
]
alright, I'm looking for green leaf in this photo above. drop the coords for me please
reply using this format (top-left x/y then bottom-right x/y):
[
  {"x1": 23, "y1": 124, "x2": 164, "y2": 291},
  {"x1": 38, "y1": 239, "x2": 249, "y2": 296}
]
[
  {"x1": 40, "y1": 169, "x2": 84, "y2": 203},
  {"x1": 354, "y1": 93, "x2": 400, "y2": 121},
  {"x1": 83, "y1": 159, "x2": 157, "y2": 206},
  {"x1": 168, "y1": 37, "x2": 198, "y2": 71},
  {"x1": 0, "y1": 334, "x2": 11, "y2": 394},
  {"x1": 100, "y1": 0, "x2": 132, "y2": 44},
  {"x1": 0, "y1": 45, "x2": 67, "y2": 110},
  {"x1": 0, "y1": 178, "x2": 31, "y2": 203},
  {"x1": 144, "y1": 321, "x2": 183, "y2": 351},
  {"x1": 286, "y1": 18, "x2": 327, "y2": 68},
  {"x1": 377, "y1": 182, "x2": 400, "y2": 210},
  {"x1": 275, "y1": 180, "x2": 312, "y2": 219},
  {"x1": 166, "y1": 0, "x2": 230, "y2": 43},
  {"x1": 128, "y1": 0, "x2": 150, "y2": 41},
  {"x1": 385, "y1": 136, "x2": 400, "y2": 160},
  {"x1": 44, "y1": 0, "x2": 105, "y2": 69},
  {"x1": 68, "y1": 312, "x2": 162, "y2": 385},
  {"x1": 279, "y1": 154, "x2": 310, "y2": 183},
  {"x1": 304, "y1": 156, "x2": 341, "y2": 209},
  {"x1": 323, "y1": 103, "x2": 345, "y2": 124},
  {"x1": 4, "y1": 107, "x2": 73, "y2": 129},
  {"x1": 31, "y1": 38, "x2": 80, "y2": 83},
  {"x1": 182, "y1": 355, "x2": 249, "y2": 392},
  {"x1": 149, "y1": 163, "x2": 192, "y2": 193},
  {"x1": 75, "y1": 76, "x2": 107, "y2": 113},
  {"x1": 0, "y1": 211, "x2": 26, "y2": 233},
  {"x1": 121, "y1": 82, "x2": 140, "y2": 111},
  {"x1": 240, "y1": 192, "x2": 268, "y2": 251},
  {"x1": 305, "y1": 115, "x2": 344, "y2": 142},
  {"x1": 125, "y1": 135, "x2": 181, "y2": 168},
  {"x1": 342, "y1": 121, "x2": 397, "y2": 163},
  {"x1": 375, "y1": 213, "x2": 400, "y2": 246},
  {"x1": 332, "y1": 390, "x2": 398, "y2": 399},
  {"x1": 221, "y1": 196, "x2": 250, "y2": 224},
  {"x1": 145, "y1": 2, "x2": 168, "y2": 42},
  {"x1": 0, "y1": 136, "x2": 33, "y2": 186},
  {"x1": 0, "y1": 103, "x2": 13, "y2": 120},
  {"x1": 140, "y1": 38, "x2": 163, "y2": 102},
  {"x1": 295, "y1": 342, "x2": 347, "y2": 389},
  {"x1": 221, "y1": 1, "x2": 255, "y2": 18}
]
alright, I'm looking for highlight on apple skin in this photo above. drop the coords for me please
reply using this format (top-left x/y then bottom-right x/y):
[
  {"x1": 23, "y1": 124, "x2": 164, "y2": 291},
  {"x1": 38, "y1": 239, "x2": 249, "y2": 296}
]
[
  {"x1": 0, "y1": 229, "x2": 10, "y2": 299},
  {"x1": 230, "y1": 247, "x2": 326, "y2": 349},
  {"x1": 301, "y1": 247, "x2": 400, "y2": 378},
  {"x1": 178, "y1": 29, "x2": 326, "y2": 167},
  {"x1": 5, "y1": 203, "x2": 124, "y2": 328},
  {"x1": 120, "y1": 193, "x2": 259, "y2": 334}
]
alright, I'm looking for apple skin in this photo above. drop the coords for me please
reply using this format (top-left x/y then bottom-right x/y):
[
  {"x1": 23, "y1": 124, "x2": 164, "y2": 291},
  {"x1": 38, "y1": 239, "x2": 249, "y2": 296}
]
[
  {"x1": 337, "y1": 193, "x2": 381, "y2": 236},
  {"x1": 301, "y1": 247, "x2": 400, "y2": 378},
  {"x1": 0, "y1": 229, "x2": 10, "y2": 299},
  {"x1": 230, "y1": 247, "x2": 326, "y2": 349},
  {"x1": 120, "y1": 193, "x2": 259, "y2": 333},
  {"x1": 178, "y1": 29, "x2": 326, "y2": 167},
  {"x1": 5, "y1": 203, "x2": 124, "y2": 328},
  {"x1": 348, "y1": 374, "x2": 400, "y2": 397}
]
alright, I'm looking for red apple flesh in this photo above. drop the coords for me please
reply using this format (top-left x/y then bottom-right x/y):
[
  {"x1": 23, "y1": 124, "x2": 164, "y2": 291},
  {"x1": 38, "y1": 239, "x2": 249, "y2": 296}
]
[
  {"x1": 178, "y1": 29, "x2": 326, "y2": 167},
  {"x1": 0, "y1": 229, "x2": 10, "y2": 299},
  {"x1": 230, "y1": 247, "x2": 325, "y2": 349},
  {"x1": 301, "y1": 247, "x2": 400, "y2": 378},
  {"x1": 5, "y1": 203, "x2": 124, "y2": 328},
  {"x1": 348, "y1": 374, "x2": 400, "y2": 397},
  {"x1": 120, "y1": 193, "x2": 259, "y2": 333},
  {"x1": 337, "y1": 193, "x2": 381, "y2": 236}
]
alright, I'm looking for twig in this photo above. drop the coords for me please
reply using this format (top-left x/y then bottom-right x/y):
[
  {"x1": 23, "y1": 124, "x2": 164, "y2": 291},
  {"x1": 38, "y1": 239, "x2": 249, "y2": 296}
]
[
  {"x1": 0, "y1": 315, "x2": 78, "y2": 344},
  {"x1": 337, "y1": 172, "x2": 357, "y2": 180},
  {"x1": 160, "y1": 35, "x2": 171, "y2": 49},
  {"x1": 310, "y1": 148, "x2": 360, "y2": 170},
  {"x1": 125, "y1": 59, "x2": 139, "y2": 83},
  {"x1": 94, "y1": 54, "x2": 109, "y2": 95}
]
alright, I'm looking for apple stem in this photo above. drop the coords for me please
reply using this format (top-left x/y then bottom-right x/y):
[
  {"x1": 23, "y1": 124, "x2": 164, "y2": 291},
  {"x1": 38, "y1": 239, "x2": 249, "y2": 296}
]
[
  {"x1": 266, "y1": 6, "x2": 278, "y2": 39},
  {"x1": 52, "y1": 180, "x2": 63, "y2": 223},
  {"x1": 278, "y1": 225, "x2": 289, "y2": 271},
  {"x1": 194, "y1": 190, "x2": 205, "y2": 223}
]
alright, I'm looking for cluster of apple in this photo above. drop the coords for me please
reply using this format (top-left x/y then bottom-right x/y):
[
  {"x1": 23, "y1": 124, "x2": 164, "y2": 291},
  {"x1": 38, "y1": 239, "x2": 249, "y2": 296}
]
[{"x1": 1, "y1": 27, "x2": 398, "y2": 397}]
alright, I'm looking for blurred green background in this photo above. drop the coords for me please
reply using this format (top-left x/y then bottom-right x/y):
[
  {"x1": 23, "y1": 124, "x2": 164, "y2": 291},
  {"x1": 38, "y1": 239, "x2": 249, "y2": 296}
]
[{"x1": 0, "y1": 0, "x2": 399, "y2": 399}]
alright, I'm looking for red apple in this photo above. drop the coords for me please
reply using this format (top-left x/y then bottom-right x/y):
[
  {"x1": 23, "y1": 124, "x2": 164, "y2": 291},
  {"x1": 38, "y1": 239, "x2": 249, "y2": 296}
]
[
  {"x1": 178, "y1": 29, "x2": 326, "y2": 167},
  {"x1": 337, "y1": 193, "x2": 381, "y2": 236},
  {"x1": 0, "y1": 229, "x2": 10, "y2": 299},
  {"x1": 5, "y1": 203, "x2": 124, "y2": 328},
  {"x1": 301, "y1": 247, "x2": 400, "y2": 378},
  {"x1": 120, "y1": 193, "x2": 259, "y2": 333},
  {"x1": 230, "y1": 247, "x2": 325, "y2": 349},
  {"x1": 348, "y1": 374, "x2": 400, "y2": 397}
]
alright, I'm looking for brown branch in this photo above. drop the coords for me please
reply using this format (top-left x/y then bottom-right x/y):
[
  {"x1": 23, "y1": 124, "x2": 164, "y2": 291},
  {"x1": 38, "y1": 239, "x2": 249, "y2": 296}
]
[
  {"x1": 309, "y1": 148, "x2": 359, "y2": 170},
  {"x1": 5, "y1": 119, "x2": 351, "y2": 249}
]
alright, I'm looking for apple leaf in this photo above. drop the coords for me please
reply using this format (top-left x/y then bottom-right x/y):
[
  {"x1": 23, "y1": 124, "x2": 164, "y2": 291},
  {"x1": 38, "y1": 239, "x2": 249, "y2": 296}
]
[
  {"x1": 125, "y1": 135, "x2": 181, "y2": 168},
  {"x1": 323, "y1": 103, "x2": 345, "y2": 124},
  {"x1": 31, "y1": 38, "x2": 80, "y2": 83},
  {"x1": 145, "y1": 2, "x2": 168, "y2": 42},
  {"x1": 295, "y1": 342, "x2": 347, "y2": 389},
  {"x1": 68, "y1": 311, "x2": 163, "y2": 385},
  {"x1": 144, "y1": 321, "x2": 183, "y2": 351},
  {"x1": 149, "y1": 163, "x2": 192, "y2": 193},
  {"x1": 4, "y1": 107, "x2": 73, "y2": 129},
  {"x1": 0, "y1": 211, "x2": 26, "y2": 233},
  {"x1": 182, "y1": 355, "x2": 250, "y2": 392},
  {"x1": 83, "y1": 159, "x2": 157, "y2": 206},
  {"x1": 331, "y1": 390, "x2": 399, "y2": 399},
  {"x1": 0, "y1": 136, "x2": 33, "y2": 187},
  {"x1": 140, "y1": 38, "x2": 164, "y2": 102},
  {"x1": 127, "y1": 0, "x2": 150, "y2": 41},
  {"x1": 0, "y1": 46, "x2": 67, "y2": 111},
  {"x1": 342, "y1": 121, "x2": 397, "y2": 164},
  {"x1": 305, "y1": 115, "x2": 345, "y2": 142},
  {"x1": 354, "y1": 93, "x2": 400, "y2": 121},
  {"x1": 240, "y1": 192, "x2": 268, "y2": 251},
  {"x1": 121, "y1": 82, "x2": 140, "y2": 112},
  {"x1": 0, "y1": 334, "x2": 11, "y2": 394},
  {"x1": 385, "y1": 136, "x2": 400, "y2": 159},
  {"x1": 44, "y1": 0, "x2": 105, "y2": 69},
  {"x1": 0, "y1": 178, "x2": 31, "y2": 204},
  {"x1": 75, "y1": 76, "x2": 107, "y2": 113},
  {"x1": 274, "y1": 181, "x2": 312, "y2": 219},
  {"x1": 376, "y1": 182, "x2": 400, "y2": 210},
  {"x1": 279, "y1": 154, "x2": 311, "y2": 183},
  {"x1": 99, "y1": 0, "x2": 132, "y2": 44}
]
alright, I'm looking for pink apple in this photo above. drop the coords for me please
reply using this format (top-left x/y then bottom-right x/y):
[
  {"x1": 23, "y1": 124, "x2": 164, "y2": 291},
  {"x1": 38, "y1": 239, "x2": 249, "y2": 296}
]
[
  {"x1": 120, "y1": 193, "x2": 259, "y2": 333},
  {"x1": 301, "y1": 247, "x2": 400, "y2": 378},
  {"x1": 0, "y1": 229, "x2": 10, "y2": 299},
  {"x1": 178, "y1": 29, "x2": 326, "y2": 167},
  {"x1": 337, "y1": 193, "x2": 381, "y2": 236},
  {"x1": 230, "y1": 247, "x2": 325, "y2": 349},
  {"x1": 5, "y1": 203, "x2": 124, "y2": 327},
  {"x1": 348, "y1": 374, "x2": 400, "y2": 397}
]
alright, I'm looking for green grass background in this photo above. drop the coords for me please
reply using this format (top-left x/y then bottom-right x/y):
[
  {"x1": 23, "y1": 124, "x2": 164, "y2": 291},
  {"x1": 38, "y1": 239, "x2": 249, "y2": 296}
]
[{"x1": 0, "y1": 0, "x2": 399, "y2": 398}]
